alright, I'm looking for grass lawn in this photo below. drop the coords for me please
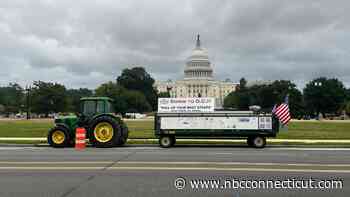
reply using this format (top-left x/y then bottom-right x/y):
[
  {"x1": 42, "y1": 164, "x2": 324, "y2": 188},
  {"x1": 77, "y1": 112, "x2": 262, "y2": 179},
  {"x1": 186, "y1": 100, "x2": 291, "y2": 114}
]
[
  {"x1": 0, "y1": 119, "x2": 349, "y2": 139},
  {"x1": 0, "y1": 119, "x2": 156, "y2": 139},
  {"x1": 278, "y1": 121, "x2": 350, "y2": 139}
]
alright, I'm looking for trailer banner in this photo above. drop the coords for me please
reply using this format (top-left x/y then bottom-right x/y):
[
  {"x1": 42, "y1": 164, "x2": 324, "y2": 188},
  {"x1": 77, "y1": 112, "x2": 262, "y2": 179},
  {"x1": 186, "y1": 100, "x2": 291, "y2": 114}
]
[
  {"x1": 158, "y1": 98, "x2": 215, "y2": 112},
  {"x1": 160, "y1": 116, "x2": 272, "y2": 130}
]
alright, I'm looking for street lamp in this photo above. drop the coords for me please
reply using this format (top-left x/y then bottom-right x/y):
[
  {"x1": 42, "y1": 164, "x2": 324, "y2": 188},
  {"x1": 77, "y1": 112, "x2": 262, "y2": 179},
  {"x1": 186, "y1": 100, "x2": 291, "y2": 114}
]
[
  {"x1": 314, "y1": 82, "x2": 322, "y2": 87},
  {"x1": 313, "y1": 81, "x2": 323, "y2": 119},
  {"x1": 25, "y1": 85, "x2": 31, "y2": 120}
]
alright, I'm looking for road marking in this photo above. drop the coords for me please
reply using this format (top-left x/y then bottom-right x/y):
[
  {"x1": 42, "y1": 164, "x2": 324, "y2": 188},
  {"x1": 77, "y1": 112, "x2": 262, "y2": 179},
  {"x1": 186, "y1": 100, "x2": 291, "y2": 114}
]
[
  {"x1": 108, "y1": 167, "x2": 350, "y2": 173},
  {"x1": 0, "y1": 147, "x2": 25, "y2": 150},
  {"x1": 0, "y1": 166, "x2": 348, "y2": 173},
  {"x1": 119, "y1": 147, "x2": 162, "y2": 150},
  {"x1": 0, "y1": 161, "x2": 114, "y2": 164},
  {"x1": 0, "y1": 167, "x2": 104, "y2": 170},
  {"x1": 0, "y1": 147, "x2": 44, "y2": 150},
  {"x1": 270, "y1": 147, "x2": 350, "y2": 151},
  {"x1": 117, "y1": 161, "x2": 350, "y2": 167},
  {"x1": 0, "y1": 161, "x2": 350, "y2": 167},
  {"x1": 0, "y1": 161, "x2": 349, "y2": 168}
]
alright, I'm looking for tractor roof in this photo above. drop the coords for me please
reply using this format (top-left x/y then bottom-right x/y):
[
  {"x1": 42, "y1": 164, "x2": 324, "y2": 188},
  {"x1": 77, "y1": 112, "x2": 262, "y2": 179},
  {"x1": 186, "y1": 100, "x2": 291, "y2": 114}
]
[{"x1": 80, "y1": 97, "x2": 114, "y2": 102}]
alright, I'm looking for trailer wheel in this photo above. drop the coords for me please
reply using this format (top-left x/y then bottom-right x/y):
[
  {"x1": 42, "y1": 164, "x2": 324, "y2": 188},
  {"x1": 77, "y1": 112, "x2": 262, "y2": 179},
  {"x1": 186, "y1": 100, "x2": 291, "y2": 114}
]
[
  {"x1": 247, "y1": 137, "x2": 254, "y2": 147},
  {"x1": 252, "y1": 136, "x2": 266, "y2": 148},
  {"x1": 159, "y1": 136, "x2": 173, "y2": 148},
  {"x1": 171, "y1": 137, "x2": 176, "y2": 146}
]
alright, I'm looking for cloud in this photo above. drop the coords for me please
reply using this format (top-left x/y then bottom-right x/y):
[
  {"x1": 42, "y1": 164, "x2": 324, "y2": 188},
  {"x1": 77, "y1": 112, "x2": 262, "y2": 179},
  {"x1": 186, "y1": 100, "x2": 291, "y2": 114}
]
[{"x1": 0, "y1": 0, "x2": 349, "y2": 89}]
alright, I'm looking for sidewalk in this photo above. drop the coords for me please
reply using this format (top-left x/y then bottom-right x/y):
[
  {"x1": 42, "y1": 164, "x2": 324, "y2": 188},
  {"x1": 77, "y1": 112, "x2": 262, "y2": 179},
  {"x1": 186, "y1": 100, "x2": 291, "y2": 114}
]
[{"x1": 1, "y1": 137, "x2": 350, "y2": 144}]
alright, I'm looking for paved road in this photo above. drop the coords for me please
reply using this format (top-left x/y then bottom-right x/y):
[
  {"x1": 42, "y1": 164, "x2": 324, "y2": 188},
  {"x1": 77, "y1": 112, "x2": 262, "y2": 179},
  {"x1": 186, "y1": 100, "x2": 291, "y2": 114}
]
[{"x1": 0, "y1": 145, "x2": 349, "y2": 197}]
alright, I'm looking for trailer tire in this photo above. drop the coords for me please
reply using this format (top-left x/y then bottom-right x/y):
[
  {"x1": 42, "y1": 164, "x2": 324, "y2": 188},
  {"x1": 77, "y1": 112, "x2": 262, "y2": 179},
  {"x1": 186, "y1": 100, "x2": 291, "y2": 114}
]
[
  {"x1": 247, "y1": 137, "x2": 254, "y2": 147},
  {"x1": 171, "y1": 136, "x2": 176, "y2": 146},
  {"x1": 252, "y1": 136, "x2": 266, "y2": 148},
  {"x1": 159, "y1": 136, "x2": 174, "y2": 148}
]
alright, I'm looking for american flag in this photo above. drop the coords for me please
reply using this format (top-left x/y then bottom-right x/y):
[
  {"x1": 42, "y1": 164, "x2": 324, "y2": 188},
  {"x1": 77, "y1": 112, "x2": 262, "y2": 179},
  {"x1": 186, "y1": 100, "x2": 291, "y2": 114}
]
[{"x1": 273, "y1": 95, "x2": 291, "y2": 125}]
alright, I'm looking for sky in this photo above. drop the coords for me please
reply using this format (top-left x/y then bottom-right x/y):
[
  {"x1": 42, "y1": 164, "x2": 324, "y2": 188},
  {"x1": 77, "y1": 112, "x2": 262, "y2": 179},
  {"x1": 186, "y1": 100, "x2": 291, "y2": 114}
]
[{"x1": 0, "y1": 0, "x2": 349, "y2": 89}]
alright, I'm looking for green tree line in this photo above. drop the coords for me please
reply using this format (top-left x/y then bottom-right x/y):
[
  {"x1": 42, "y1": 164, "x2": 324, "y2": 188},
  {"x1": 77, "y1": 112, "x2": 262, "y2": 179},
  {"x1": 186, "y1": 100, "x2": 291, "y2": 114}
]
[
  {"x1": 0, "y1": 66, "x2": 349, "y2": 118},
  {"x1": 224, "y1": 77, "x2": 350, "y2": 118},
  {"x1": 0, "y1": 67, "x2": 158, "y2": 116}
]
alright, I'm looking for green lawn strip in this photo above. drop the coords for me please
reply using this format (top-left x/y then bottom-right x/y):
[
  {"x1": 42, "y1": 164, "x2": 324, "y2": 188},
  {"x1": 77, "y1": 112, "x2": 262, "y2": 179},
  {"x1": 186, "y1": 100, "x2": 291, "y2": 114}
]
[
  {"x1": 0, "y1": 120, "x2": 53, "y2": 137},
  {"x1": 0, "y1": 140, "x2": 46, "y2": 144},
  {"x1": 277, "y1": 121, "x2": 350, "y2": 139},
  {"x1": 0, "y1": 119, "x2": 350, "y2": 140}
]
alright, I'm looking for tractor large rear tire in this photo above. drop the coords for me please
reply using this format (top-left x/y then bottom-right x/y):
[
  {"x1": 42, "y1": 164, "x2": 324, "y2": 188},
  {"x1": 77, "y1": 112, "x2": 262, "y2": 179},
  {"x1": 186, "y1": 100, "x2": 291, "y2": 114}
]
[
  {"x1": 89, "y1": 116, "x2": 123, "y2": 148},
  {"x1": 47, "y1": 125, "x2": 71, "y2": 148},
  {"x1": 113, "y1": 125, "x2": 129, "y2": 146},
  {"x1": 119, "y1": 126, "x2": 129, "y2": 146}
]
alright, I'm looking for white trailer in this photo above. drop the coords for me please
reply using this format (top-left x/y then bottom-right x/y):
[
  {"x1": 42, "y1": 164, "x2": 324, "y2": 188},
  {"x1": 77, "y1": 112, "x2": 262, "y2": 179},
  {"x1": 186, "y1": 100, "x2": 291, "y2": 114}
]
[{"x1": 155, "y1": 111, "x2": 279, "y2": 148}]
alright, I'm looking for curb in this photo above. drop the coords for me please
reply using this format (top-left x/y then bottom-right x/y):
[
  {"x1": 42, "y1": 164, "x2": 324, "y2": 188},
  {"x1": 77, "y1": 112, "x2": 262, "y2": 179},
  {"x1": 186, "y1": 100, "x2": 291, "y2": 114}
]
[{"x1": 1, "y1": 138, "x2": 350, "y2": 143}]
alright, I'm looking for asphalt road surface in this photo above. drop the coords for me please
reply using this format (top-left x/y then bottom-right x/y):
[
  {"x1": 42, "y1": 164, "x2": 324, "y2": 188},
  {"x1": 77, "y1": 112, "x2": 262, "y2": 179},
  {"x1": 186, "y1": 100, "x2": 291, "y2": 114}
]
[{"x1": 0, "y1": 145, "x2": 349, "y2": 197}]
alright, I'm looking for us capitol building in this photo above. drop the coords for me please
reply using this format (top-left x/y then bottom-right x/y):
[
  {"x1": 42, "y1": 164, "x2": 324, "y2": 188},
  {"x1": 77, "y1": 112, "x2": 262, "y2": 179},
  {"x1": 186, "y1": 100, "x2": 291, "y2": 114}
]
[{"x1": 155, "y1": 35, "x2": 238, "y2": 107}]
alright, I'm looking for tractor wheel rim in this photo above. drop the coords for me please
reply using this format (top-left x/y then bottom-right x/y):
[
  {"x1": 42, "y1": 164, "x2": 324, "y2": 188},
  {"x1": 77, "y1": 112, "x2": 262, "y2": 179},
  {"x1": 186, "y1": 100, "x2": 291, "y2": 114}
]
[
  {"x1": 52, "y1": 130, "x2": 65, "y2": 144},
  {"x1": 94, "y1": 122, "x2": 114, "y2": 143}
]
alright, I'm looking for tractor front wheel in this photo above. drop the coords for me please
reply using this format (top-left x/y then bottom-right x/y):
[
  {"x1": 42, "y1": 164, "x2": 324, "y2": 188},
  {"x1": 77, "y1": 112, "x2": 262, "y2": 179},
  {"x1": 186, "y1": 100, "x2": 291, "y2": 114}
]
[
  {"x1": 47, "y1": 126, "x2": 70, "y2": 148},
  {"x1": 89, "y1": 116, "x2": 122, "y2": 148}
]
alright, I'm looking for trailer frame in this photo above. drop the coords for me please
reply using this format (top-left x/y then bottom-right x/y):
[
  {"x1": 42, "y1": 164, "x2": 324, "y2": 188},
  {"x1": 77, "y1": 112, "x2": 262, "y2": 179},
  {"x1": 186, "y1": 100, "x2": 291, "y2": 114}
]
[{"x1": 155, "y1": 111, "x2": 280, "y2": 148}]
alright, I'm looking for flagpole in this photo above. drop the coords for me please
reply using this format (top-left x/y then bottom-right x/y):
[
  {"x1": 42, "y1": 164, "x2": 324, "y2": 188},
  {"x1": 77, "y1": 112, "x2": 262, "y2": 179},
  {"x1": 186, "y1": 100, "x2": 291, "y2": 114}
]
[
  {"x1": 282, "y1": 94, "x2": 289, "y2": 131},
  {"x1": 273, "y1": 94, "x2": 290, "y2": 132}
]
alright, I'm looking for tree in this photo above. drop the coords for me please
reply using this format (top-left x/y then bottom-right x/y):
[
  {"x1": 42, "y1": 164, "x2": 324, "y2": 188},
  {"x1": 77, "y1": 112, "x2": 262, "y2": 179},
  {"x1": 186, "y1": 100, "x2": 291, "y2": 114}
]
[
  {"x1": 0, "y1": 83, "x2": 24, "y2": 115},
  {"x1": 268, "y1": 80, "x2": 304, "y2": 118},
  {"x1": 304, "y1": 77, "x2": 346, "y2": 117},
  {"x1": 345, "y1": 89, "x2": 350, "y2": 116},
  {"x1": 95, "y1": 82, "x2": 128, "y2": 114},
  {"x1": 224, "y1": 77, "x2": 250, "y2": 109},
  {"x1": 345, "y1": 101, "x2": 350, "y2": 116},
  {"x1": 0, "y1": 104, "x2": 5, "y2": 114},
  {"x1": 223, "y1": 90, "x2": 250, "y2": 110},
  {"x1": 224, "y1": 80, "x2": 304, "y2": 118},
  {"x1": 95, "y1": 81, "x2": 151, "y2": 114},
  {"x1": 31, "y1": 81, "x2": 69, "y2": 116},
  {"x1": 223, "y1": 92, "x2": 239, "y2": 109},
  {"x1": 238, "y1": 77, "x2": 247, "y2": 90},
  {"x1": 123, "y1": 90, "x2": 151, "y2": 113},
  {"x1": 158, "y1": 92, "x2": 170, "y2": 98},
  {"x1": 117, "y1": 67, "x2": 157, "y2": 110},
  {"x1": 67, "y1": 88, "x2": 93, "y2": 112}
]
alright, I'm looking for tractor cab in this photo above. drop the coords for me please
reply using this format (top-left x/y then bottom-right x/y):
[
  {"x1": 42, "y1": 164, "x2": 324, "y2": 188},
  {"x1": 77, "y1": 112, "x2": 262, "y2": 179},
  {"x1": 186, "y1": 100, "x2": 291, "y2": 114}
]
[{"x1": 80, "y1": 97, "x2": 114, "y2": 117}]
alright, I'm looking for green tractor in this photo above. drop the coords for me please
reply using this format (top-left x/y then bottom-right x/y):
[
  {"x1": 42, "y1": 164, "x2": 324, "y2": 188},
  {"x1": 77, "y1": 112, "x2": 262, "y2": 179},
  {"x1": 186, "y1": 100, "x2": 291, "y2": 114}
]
[{"x1": 47, "y1": 97, "x2": 128, "y2": 148}]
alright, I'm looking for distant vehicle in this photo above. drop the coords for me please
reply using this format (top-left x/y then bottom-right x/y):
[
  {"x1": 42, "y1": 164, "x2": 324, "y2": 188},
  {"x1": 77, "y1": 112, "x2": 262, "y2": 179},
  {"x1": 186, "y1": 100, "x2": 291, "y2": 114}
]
[
  {"x1": 47, "y1": 97, "x2": 128, "y2": 148},
  {"x1": 155, "y1": 111, "x2": 279, "y2": 148},
  {"x1": 15, "y1": 113, "x2": 23, "y2": 119},
  {"x1": 125, "y1": 113, "x2": 146, "y2": 119}
]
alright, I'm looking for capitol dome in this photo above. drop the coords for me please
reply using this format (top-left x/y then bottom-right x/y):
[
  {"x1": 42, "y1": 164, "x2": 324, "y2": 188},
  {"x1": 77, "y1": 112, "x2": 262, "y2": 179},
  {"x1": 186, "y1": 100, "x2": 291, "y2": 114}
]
[
  {"x1": 189, "y1": 47, "x2": 209, "y2": 61},
  {"x1": 184, "y1": 35, "x2": 213, "y2": 80}
]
